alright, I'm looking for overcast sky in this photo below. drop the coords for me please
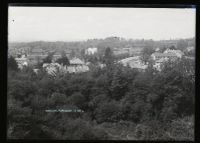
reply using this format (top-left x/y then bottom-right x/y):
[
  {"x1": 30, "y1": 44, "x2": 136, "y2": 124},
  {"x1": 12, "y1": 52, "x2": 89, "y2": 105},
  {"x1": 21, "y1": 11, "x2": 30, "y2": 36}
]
[{"x1": 8, "y1": 7, "x2": 196, "y2": 42}]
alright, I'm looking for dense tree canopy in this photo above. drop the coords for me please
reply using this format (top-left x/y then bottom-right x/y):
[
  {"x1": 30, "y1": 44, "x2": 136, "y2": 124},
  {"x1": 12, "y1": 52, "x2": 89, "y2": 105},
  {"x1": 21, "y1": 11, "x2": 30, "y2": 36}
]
[{"x1": 7, "y1": 54, "x2": 194, "y2": 140}]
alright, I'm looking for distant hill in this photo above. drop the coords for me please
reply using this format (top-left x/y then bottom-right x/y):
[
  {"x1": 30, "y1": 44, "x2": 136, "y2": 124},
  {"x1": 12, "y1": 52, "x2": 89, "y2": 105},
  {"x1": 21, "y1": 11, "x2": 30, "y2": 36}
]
[{"x1": 9, "y1": 37, "x2": 195, "y2": 52}]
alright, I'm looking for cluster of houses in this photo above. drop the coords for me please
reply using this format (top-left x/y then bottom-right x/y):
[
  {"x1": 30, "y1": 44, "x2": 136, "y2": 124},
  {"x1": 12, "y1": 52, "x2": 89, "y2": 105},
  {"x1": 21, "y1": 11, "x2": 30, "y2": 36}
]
[
  {"x1": 118, "y1": 48, "x2": 186, "y2": 71},
  {"x1": 42, "y1": 58, "x2": 90, "y2": 76},
  {"x1": 151, "y1": 48, "x2": 184, "y2": 71},
  {"x1": 12, "y1": 44, "x2": 194, "y2": 75},
  {"x1": 13, "y1": 47, "x2": 92, "y2": 75}
]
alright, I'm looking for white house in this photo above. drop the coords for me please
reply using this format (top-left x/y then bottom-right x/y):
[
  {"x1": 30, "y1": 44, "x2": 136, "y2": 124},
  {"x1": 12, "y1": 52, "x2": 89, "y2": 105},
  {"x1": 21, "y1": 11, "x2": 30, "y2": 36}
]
[
  {"x1": 68, "y1": 58, "x2": 89, "y2": 73},
  {"x1": 70, "y1": 58, "x2": 85, "y2": 65},
  {"x1": 15, "y1": 56, "x2": 28, "y2": 69},
  {"x1": 85, "y1": 47, "x2": 98, "y2": 55},
  {"x1": 151, "y1": 52, "x2": 177, "y2": 61},
  {"x1": 153, "y1": 58, "x2": 168, "y2": 71},
  {"x1": 163, "y1": 49, "x2": 184, "y2": 58},
  {"x1": 119, "y1": 56, "x2": 148, "y2": 70}
]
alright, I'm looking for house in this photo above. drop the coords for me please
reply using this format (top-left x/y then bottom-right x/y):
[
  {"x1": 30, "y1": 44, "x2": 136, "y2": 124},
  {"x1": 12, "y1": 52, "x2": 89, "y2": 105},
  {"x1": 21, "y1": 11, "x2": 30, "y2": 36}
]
[
  {"x1": 43, "y1": 58, "x2": 89, "y2": 75},
  {"x1": 70, "y1": 58, "x2": 85, "y2": 65},
  {"x1": 163, "y1": 49, "x2": 184, "y2": 58},
  {"x1": 186, "y1": 46, "x2": 195, "y2": 52},
  {"x1": 151, "y1": 52, "x2": 178, "y2": 61},
  {"x1": 15, "y1": 57, "x2": 28, "y2": 69},
  {"x1": 151, "y1": 49, "x2": 182, "y2": 71},
  {"x1": 85, "y1": 47, "x2": 98, "y2": 55},
  {"x1": 153, "y1": 58, "x2": 168, "y2": 71},
  {"x1": 119, "y1": 56, "x2": 148, "y2": 70},
  {"x1": 43, "y1": 63, "x2": 61, "y2": 76},
  {"x1": 67, "y1": 58, "x2": 89, "y2": 73}
]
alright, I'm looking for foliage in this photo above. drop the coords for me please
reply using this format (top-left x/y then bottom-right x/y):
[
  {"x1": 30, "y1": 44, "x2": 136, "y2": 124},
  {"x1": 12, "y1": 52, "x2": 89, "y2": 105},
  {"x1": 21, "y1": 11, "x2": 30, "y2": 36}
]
[
  {"x1": 103, "y1": 47, "x2": 114, "y2": 66},
  {"x1": 140, "y1": 46, "x2": 155, "y2": 64},
  {"x1": 56, "y1": 52, "x2": 70, "y2": 66},
  {"x1": 7, "y1": 54, "x2": 194, "y2": 140},
  {"x1": 8, "y1": 56, "x2": 19, "y2": 71},
  {"x1": 177, "y1": 39, "x2": 188, "y2": 50},
  {"x1": 43, "y1": 52, "x2": 54, "y2": 63}
]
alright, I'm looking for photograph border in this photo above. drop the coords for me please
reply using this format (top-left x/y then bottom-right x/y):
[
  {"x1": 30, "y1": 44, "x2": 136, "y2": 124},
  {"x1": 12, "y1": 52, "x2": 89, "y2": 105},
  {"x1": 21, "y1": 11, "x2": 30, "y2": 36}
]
[{"x1": 1, "y1": 0, "x2": 199, "y2": 142}]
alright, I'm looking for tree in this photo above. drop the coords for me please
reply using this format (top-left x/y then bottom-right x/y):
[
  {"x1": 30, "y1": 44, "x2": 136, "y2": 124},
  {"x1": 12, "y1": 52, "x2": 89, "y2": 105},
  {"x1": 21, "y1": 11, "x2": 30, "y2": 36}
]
[
  {"x1": 70, "y1": 49, "x2": 76, "y2": 58},
  {"x1": 140, "y1": 46, "x2": 155, "y2": 64},
  {"x1": 110, "y1": 65, "x2": 129, "y2": 100},
  {"x1": 169, "y1": 45, "x2": 177, "y2": 50},
  {"x1": 94, "y1": 101, "x2": 122, "y2": 123},
  {"x1": 43, "y1": 52, "x2": 54, "y2": 63},
  {"x1": 103, "y1": 47, "x2": 114, "y2": 66},
  {"x1": 56, "y1": 51, "x2": 70, "y2": 66},
  {"x1": 67, "y1": 92, "x2": 87, "y2": 110},
  {"x1": 177, "y1": 39, "x2": 188, "y2": 50},
  {"x1": 159, "y1": 45, "x2": 168, "y2": 53},
  {"x1": 8, "y1": 56, "x2": 18, "y2": 71}
]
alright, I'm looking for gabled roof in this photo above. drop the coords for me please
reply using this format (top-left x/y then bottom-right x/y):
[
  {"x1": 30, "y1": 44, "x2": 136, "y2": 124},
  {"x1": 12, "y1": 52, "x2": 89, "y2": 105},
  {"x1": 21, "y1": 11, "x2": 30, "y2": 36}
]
[
  {"x1": 70, "y1": 58, "x2": 84, "y2": 65},
  {"x1": 164, "y1": 49, "x2": 184, "y2": 55}
]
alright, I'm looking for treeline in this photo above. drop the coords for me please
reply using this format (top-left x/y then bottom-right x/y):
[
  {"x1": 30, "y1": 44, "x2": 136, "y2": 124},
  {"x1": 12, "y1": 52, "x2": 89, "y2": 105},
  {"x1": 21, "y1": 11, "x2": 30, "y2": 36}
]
[{"x1": 9, "y1": 37, "x2": 195, "y2": 52}]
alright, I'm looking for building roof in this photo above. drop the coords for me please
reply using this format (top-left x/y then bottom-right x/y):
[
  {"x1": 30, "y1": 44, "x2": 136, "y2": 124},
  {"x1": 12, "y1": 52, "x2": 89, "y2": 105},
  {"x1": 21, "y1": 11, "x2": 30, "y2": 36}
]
[
  {"x1": 164, "y1": 49, "x2": 184, "y2": 55},
  {"x1": 70, "y1": 58, "x2": 84, "y2": 65},
  {"x1": 119, "y1": 56, "x2": 147, "y2": 69},
  {"x1": 119, "y1": 56, "x2": 140, "y2": 64},
  {"x1": 152, "y1": 52, "x2": 177, "y2": 57}
]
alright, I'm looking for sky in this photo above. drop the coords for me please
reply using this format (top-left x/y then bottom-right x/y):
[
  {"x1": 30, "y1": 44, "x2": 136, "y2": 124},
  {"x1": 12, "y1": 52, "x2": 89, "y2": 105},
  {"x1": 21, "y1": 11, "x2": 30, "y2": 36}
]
[{"x1": 8, "y1": 7, "x2": 196, "y2": 42}]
